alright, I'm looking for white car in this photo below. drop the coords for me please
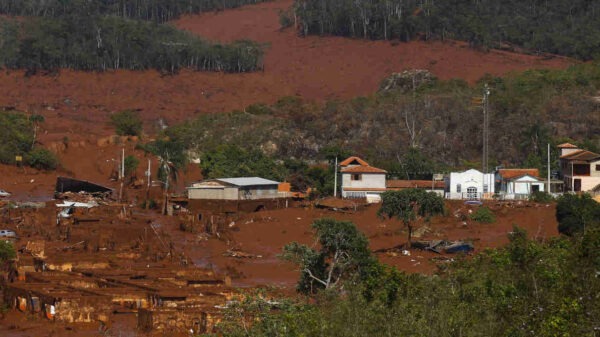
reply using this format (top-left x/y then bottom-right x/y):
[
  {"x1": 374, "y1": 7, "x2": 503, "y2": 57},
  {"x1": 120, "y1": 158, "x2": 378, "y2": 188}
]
[
  {"x1": 0, "y1": 229, "x2": 17, "y2": 238},
  {"x1": 0, "y1": 189, "x2": 11, "y2": 197}
]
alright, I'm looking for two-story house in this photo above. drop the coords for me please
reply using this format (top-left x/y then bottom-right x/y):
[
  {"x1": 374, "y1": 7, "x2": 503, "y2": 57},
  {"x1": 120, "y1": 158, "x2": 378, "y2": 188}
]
[
  {"x1": 340, "y1": 156, "x2": 387, "y2": 201},
  {"x1": 558, "y1": 143, "x2": 600, "y2": 192}
]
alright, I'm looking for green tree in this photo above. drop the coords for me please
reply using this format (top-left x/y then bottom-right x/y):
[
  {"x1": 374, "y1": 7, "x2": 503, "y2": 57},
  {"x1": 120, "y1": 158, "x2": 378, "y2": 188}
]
[
  {"x1": 124, "y1": 155, "x2": 139, "y2": 178},
  {"x1": 0, "y1": 240, "x2": 16, "y2": 264},
  {"x1": 378, "y1": 189, "x2": 444, "y2": 247},
  {"x1": 281, "y1": 218, "x2": 376, "y2": 295},
  {"x1": 29, "y1": 114, "x2": 45, "y2": 149},
  {"x1": 391, "y1": 147, "x2": 436, "y2": 179},
  {"x1": 200, "y1": 144, "x2": 286, "y2": 181},
  {"x1": 0, "y1": 111, "x2": 34, "y2": 165},
  {"x1": 110, "y1": 110, "x2": 143, "y2": 136},
  {"x1": 26, "y1": 147, "x2": 59, "y2": 170},
  {"x1": 556, "y1": 194, "x2": 600, "y2": 235},
  {"x1": 469, "y1": 206, "x2": 496, "y2": 223}
]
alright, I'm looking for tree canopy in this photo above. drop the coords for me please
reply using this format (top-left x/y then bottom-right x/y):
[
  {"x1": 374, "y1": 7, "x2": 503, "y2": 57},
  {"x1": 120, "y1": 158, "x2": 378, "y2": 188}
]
[
  {"x1": 291, "y1": 0, "x2": 600, "y2": 60},
  {"x1": 0, "y1": 15, "x2": 264, "y2": 73},
  {"x1": 378, "y1": 189, "x2": 444, "y2": 247},
  {"x1": 0, "y1": 0, "x2": 271, "y2": 23},
  {"x1": 110, "y1": 110, "x2": 143, "y2": 137},
  {"x1": 220, "y1": 226, "x2": 600, "y2": 337},
  {"x1": 161, "y1": 64, "x2": 600, "y2": 177},
  {"x1": 281, "y1": 218, "x2": 377, "y2": 294},
  {"x1": 556, "y1": 193, "x2": 600, "y2": 236},
  {"x1": 200, "y1": 144, "x2": 287, "y2": 181},
  {"x1": 0, "y1": 111, "x2": 59, "y2": 170}
]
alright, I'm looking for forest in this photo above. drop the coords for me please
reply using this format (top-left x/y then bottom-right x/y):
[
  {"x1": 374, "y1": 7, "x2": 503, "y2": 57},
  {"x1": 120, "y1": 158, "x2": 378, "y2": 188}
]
[
  {"x1": 0, "y1": 0, "x2": 270, "y2": 23},
  {"x1": 288, "y1": 0, "x2": 600, "y2": 60},
  {"x1": 158, "y1": 63, "x2": 600, "y2": 187},
  {"x1": 0, "y1": 1, "x2": 266, "y2": 72}
]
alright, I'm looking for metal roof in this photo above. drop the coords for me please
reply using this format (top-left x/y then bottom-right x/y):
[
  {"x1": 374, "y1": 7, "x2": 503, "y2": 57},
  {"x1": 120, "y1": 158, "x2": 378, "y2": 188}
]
[{"x1": 216, "y1": 177, "x2": 280, "y2": 187}]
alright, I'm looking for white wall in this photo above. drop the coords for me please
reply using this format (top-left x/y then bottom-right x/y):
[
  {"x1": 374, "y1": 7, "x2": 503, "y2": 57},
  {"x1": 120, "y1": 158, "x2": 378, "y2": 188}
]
[
  {"x1": 341, "y1": 173, "x2": 386, "y2": 190},
  {"x1": 592, "y1": 159, "x2": 600, "y2": 178},
  {"x1": 507, "y1": 176, "x2": 545, "y2": 194},
  {"x1": 447, "y1": 169, "x2": 495, "y2": 199}
]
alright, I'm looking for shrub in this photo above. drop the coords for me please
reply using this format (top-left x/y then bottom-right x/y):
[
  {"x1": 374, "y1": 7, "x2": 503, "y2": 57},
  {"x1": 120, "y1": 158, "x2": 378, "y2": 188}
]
[
  {"x1": 470, "y1": 206, "x2": 496, "y2": 223},
  {"x1": 0, "y1": 241, "x2": 16, "y2": 263},
  {"x1": 26, "y1": 148, "x2": 59, "y2": 170},
  {"x1": 556, "y1": 194, "x2": 600, "y2": 235},
  {"x1": 278, "y1": 8, "x2": 294, "y2": 29},
  {"x1": 529, "y1": 191, "x2": 554, "y2": 203},
  {"x1": 110, "y1": 110, "x2": 143, "y2": 136},
  {"x1": 124, "y1": 155, "x2": 140, "y2": 177}
]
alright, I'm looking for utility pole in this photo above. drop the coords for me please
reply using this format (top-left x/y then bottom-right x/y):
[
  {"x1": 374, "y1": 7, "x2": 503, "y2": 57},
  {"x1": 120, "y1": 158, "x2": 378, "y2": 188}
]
[
  {"x1": 333, "y1": 157, "x2": 338, "y2": 197},
  {"x1": 482, "y1": 84, "x2": 490, "y2": 173},
  {"x1": 547, "y1": 143, "x2": 551, "y2": 193},
  {"x1": 146, "y1": 159, "x2": 151, "y2": 200},
  {"x1": 118, "y1": 148, "x2": 125, "y2": 203}
]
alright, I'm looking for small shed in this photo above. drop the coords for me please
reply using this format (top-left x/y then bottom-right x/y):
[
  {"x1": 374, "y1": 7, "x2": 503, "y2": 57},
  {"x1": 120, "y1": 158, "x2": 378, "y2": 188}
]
[{"x1": 187, "y1": 177, "x2": 281, "y2": 200}]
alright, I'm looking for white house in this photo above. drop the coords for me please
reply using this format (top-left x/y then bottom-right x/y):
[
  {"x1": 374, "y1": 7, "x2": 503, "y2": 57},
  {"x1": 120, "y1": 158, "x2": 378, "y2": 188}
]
[
  {"x1": 340, "y1": 156, "x2": 387, "y2": 201},
  {"x1": 496, "y1": 169, "x2": 545, "y2": 199},
  {"x1": 445, "y1": 169, "x2": 495, "y2": 200},
  {"x1": 558, "y1": 143, "x2": 600, "y2": 193}
]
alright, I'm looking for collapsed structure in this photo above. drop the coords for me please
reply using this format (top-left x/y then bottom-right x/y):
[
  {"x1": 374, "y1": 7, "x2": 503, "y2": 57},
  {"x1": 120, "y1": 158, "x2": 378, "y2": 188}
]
[{"x1": 4, "y1": 266, "x2": 234, "y2": 334}]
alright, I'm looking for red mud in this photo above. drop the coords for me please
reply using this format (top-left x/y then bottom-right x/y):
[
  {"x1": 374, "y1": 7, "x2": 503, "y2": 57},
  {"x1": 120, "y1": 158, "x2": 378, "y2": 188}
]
[
  {"x1": 0, "y1": 0, "x2": 573, "y2": 143},
  {"x1": 185, "y1": 201, "x2": 559, "y2": 288}
]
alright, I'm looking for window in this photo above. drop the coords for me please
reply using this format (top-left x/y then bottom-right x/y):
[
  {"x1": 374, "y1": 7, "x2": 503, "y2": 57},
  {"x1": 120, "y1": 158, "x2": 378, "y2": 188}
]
[
  {"x1": 483, "y1": 184, "x2": 488, "y2": 193},
  {"x1": 351, "y1": 174, "x2": 362, "y2": 181},
  {"x1": 596, "y1": 164, "x2": 600, "y2": 171},
  {"x1": 532, "y1": 185, "x2": 540, "y2": 192},
  {"x1": 456, "y1": 184, "x2": 461, "y2": 193}
]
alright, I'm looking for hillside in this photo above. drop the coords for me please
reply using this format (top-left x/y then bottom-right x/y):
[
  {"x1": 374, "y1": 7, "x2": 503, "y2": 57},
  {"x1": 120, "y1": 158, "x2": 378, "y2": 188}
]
[{"x1": 0, "y1": 0, "x2": 576, "y2": 200}]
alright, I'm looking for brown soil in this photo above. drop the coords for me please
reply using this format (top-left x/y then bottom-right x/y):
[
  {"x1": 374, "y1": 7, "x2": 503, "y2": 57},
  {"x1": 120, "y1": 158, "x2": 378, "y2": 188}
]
[{"x1": 185, "y1": 200, "x2": 559, "y2": 288}]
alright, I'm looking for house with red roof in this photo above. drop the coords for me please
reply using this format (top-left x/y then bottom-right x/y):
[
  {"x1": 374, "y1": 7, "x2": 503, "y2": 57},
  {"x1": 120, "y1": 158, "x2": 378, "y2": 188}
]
[
  {"x1": 340, "y1": 156, "x2": 387, "y2": 201},
  {"x1": 495, "y1": 168, "x2": 545, "y2": 199},
  {"x1": 558, "y1": 143, "x2": 600, "y2": 192}
]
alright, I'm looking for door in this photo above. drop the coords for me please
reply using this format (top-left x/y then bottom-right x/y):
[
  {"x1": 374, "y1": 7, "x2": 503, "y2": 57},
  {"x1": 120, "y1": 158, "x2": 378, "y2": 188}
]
[
  {"x1": 574, "y1": 179, "x2": 581, "y2": 192},
  {"x1": 467, "y1": 187, "x2": 478, "y2": 199}
]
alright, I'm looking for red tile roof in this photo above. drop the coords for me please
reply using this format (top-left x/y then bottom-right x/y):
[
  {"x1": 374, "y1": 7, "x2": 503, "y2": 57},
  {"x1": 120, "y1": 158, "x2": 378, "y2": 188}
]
[
  {"x1": 498, "y1": 169, "x2": 540, "y2": 179},
  {"x1": 339, "y1": 156, "x2": 369, "y2": 167},
  {"x1": 341, "y1": 165, "x2": 387, "y2": 173},
  {"x1": 386, "y1": 180, "x2": 445, "y2": 189},
  {"x1": 560, "y1": 149, "x2": 600, "y2": 161},
  {"x1": 557, "y1": 143, "x2": 579, "y2": 149}
]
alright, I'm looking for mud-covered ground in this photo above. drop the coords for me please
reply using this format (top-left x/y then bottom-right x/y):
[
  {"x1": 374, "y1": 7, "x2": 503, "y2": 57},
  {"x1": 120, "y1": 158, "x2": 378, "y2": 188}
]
[{"x1": 0, "y1": 0, "x2": 566, "y2": 335}]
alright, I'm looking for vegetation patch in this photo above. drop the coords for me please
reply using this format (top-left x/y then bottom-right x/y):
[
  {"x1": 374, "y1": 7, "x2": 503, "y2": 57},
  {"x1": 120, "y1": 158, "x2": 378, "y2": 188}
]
[
  {"x1": 290, "y1": 0, "x2": 600, "y2": 60},
  {"x1": 0, "y1": 111, "x2": 59, "y2": 170},
  {"x1": 218, "y1": 222, "x2": 600, "y2": 337},
  {"x1": 111, "y1": 110, "x2": 143, "y2": 137},
  {"x1": 0, "y1": 16, "x2": 264, "y2": 73},
  {"x1": 469, "y1": 206, "x2": 496, "y2": 224},
  {"x1": 556, "y1": 194, "x2": 600, "y2": 236},
  {"x1": 159, "y1": 64, "x2": 600, "y2": 184}
]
